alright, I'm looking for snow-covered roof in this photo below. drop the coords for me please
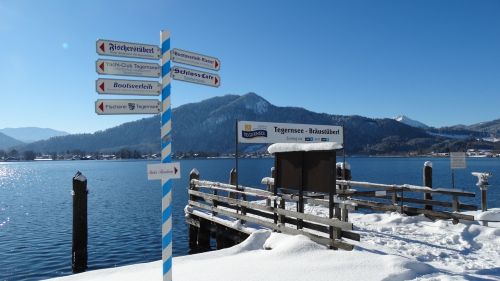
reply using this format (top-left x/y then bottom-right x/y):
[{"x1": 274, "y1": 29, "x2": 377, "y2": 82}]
[{"x1": 267, "y1": 142, "x2": 342, "y2": 154}]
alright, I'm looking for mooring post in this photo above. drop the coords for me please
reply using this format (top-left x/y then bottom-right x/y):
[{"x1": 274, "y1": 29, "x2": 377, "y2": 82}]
[
  {"x1": 72, "y1": 171, "x2": 88, "y2": 273},
  {"x1": 188, "y1": 169, "x2": 200, "y2": 249},
  {"x1": 423, "y1": 161, "x2": 433, "y2": 211},
  {"x1": 472, "y1": 172, "x2": 492, "y2": 226}
]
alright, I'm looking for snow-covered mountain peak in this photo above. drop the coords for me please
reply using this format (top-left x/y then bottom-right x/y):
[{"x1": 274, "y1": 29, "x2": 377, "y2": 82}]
[{"x1": 394, "y1": 115, "x2": 429, "y2": 129}]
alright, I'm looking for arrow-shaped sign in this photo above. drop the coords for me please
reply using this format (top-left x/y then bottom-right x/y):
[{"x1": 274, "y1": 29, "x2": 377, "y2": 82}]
[
  {"x1": 171, "y1": 48, "x2": 220, "y2": 71},
  {"x1": 147, "y1": 163, "x2": 181, "y2": 180},
  {"x1": 96, "y1": 78, "x2": 161, "y2": 96},
  {"x1": 96, "y1": 39, "x2": 160, "y2": 60},
  {"x1": 170, "y1": 66, "x2": 220, "y2": 88}
]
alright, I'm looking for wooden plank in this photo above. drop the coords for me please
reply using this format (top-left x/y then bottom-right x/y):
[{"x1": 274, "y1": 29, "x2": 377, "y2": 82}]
[
  {"x1": 351, "y1": 199, "x2": 475, "y2": 221},
  {"x1": 353, "y1": 194, "x2": 477, "y2": 211},
  {"x1": 188, "y1": 200, "x2": 354, "y2": 250},
  {"x1": 337, "y1": 180, "x2": 476, "y2": 197},
  {"x1": 189, "y1": 189, "x2": 353, "y2": 231}
]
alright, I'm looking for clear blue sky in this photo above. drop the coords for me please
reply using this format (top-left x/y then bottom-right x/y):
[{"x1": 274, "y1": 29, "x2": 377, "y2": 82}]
[{"x1": 1, "y1": 0, "x2": 499, "y2": 134}]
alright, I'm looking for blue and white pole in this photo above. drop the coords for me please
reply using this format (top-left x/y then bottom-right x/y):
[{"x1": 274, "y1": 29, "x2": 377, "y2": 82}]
[{"x1": 160, "y1": 30, "x2": 173, "y2": 281}]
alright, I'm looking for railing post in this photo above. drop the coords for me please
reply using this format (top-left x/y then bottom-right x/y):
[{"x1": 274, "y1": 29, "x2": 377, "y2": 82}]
[
  {"x1": 266, "y1": 167, "x2": 275, "y2": 207},
  {"x1": 423, "y1": 161, "x2": 433, "y2": 210},
  {"x1": 188, "y1": 169, "x2": 200, "y2": 249},
  {"x1": 72, "y1": 171, "x2": 88, "y2": 274},
  {"x1": 229, "y1": 168, "x2": 237, "y2": 199}
]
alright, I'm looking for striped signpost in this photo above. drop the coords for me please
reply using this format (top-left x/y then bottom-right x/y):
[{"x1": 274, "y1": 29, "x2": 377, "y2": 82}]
[
  {"x1": 95, "y1": 31, "x2": 220, "y2": 281},
  {"x1": 160, "y1": 30, "x2": 173, "y2": 281}
]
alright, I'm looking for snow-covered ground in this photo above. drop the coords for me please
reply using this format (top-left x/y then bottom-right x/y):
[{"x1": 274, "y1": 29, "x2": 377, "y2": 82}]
[{"x1": 47, "y1": 208, "x2": 500, "y2": 281}]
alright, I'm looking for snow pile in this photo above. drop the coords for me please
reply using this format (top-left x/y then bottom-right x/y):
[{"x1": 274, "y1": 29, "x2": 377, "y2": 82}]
[
  {"x1": 268, "y1": 142, "x2": 342, "y2": 154},
  {"x1": 46, "y1": 209, "x2": 500, "y2": 281}
]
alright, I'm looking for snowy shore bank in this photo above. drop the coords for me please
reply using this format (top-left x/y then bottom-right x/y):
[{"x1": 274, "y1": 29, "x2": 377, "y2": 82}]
[{"x1": 47, "y1": 210, "x2": 499, "y2": 281}]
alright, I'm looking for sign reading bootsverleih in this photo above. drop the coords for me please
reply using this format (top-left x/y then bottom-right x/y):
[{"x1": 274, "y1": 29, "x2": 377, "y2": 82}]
[
  {"x1": 450, "y1": 152, "x2": 466, "y2": 169},
  {"x1": 237, "y1": 121, "x2": 343, "y2": 144},
  {"x1": 95, "y1": 99, "x2": 160, "y2": 115},
  {"x1": 96, "y1": 78, "x2": 161, "y2": 96}
]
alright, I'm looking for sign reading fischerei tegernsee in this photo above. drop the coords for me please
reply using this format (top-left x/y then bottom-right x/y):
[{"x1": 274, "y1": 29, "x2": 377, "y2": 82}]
[
  {"x1": 95, "y1": 99, "x2": 160, "y2": 115},
  {"x1": 96, "y1": 39, "x2": 161, "y2": 60},
  {"x1": 237, "y1": 121, "x2": 343, "y2": 144},
  {"x1": 96, "y1": 78, "x2": 161, "y2": 96}
]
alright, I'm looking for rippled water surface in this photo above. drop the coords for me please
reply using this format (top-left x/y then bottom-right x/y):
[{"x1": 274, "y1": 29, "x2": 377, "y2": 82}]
[{"x1": 0, "y1": 158, "x2": 498, "y2": 280}]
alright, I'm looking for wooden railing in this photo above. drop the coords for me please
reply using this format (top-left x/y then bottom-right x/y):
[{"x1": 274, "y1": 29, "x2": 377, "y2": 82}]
[{"x1": 185, "y1": 169, "x2": 360, "y2": 251}]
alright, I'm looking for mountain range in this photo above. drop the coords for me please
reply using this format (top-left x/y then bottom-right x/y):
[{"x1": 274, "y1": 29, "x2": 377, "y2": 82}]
[
  {"x1": 5, "y1": 93, "x2": 500, "y2": 155},
  {"x1": 0, "y1": 127, "x2": 69, "y2": 144}
]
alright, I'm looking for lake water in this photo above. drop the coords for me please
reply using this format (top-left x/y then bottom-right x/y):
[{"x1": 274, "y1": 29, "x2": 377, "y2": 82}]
[{"x1": 0, "y1": 157, "x2": 498, "y2": 281}]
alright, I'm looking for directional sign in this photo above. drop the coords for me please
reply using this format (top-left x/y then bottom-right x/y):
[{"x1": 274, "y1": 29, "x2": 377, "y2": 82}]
[
  {"x1": 96, "y1": 39, "x2": 160, "y2": 60},
  {"x1": 96, "y1": 59, "x2": 160, "y2": 78},
  {"x1": 171, "y1": 48, "x2": 220, "y2": 71},
  {"x1": 170, "y1": 66, "x2": 220, "y2": 87},
  {"x1": 95, "y1": 99, "x2": 160, "y2": 115},
  {"x1": 147, "y1": 163, "x2": 181, "y2": 180},
  {"x1": 96, "y1": 78, "x2": 161, "y2": 96}
]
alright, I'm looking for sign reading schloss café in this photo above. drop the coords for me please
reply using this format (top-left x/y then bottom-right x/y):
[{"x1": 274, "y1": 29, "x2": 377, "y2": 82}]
[{"x1": 237, "y1": 121, "x2": 343, "y2": 144}]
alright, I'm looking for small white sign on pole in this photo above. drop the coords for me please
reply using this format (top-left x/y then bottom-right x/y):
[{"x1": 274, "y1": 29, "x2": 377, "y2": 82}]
[
  {"x1": 450, "y1": 152, "x2": 466, "y2": 169},
  {"x1": 237, "y1": 121, "x2": 343, "y2": 144},
  {"x1": 96, "y1": 59, "x2": 161, "y2": 78},
  {"x1": 147, "y1": 163, "x2": 181, "y2": 180}
]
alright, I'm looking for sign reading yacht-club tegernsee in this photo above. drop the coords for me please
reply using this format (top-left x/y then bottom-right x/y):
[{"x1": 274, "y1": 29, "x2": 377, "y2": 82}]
[
  {"x1": 237, "y1": 121, "x2": 343, "y2": 144},
  {"x1": 171, "y1": 48, "x2": 221, "y2": 71},
  {"x1": 170, "y1": 66, "x2": 220, "y2": 87},
  {"x1": 96, "y1": 78, "x2": 161, "y2": 96},
  {"x1": 96, "y1": 39, "x2": 161, "y2": 60},
  {"x1": 95, "y1": 99, "x2": 160, "y2": 115},
  {"x1": 96, "y1": 59, "x2": 161, "y2": 78}
]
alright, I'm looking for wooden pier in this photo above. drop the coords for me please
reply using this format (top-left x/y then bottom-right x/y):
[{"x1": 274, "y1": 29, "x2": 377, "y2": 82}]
[{"x1": 185, "y1": 163, "x2": 478, "y2": 253}]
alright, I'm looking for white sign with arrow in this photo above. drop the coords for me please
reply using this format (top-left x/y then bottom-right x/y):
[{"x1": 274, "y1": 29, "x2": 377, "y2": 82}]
[
  {"x1": 170, "y1": 66, "x2": 220, "y2": 87},
  {"x1": 95, "y1": 99, "x2": 160, "y2": 115},
  {"x1": 96, "y1": 39, "x2": 161, "y2": 60},
  {"x1": 96, "y1": 59, "x2": 161, "y2": 78},
  {"x1": 96, "y1": 78, "x2": 161, "y2": 96},
  {"x1": 147, "y1": 163, "x2": 181, "y2": 180},
  {"x1": 171, "y1": 48, "x2": 220, "y2": 71}
]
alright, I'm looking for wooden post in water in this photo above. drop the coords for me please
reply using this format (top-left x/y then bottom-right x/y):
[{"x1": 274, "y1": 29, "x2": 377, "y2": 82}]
[
  {"x1": 423, "y1": 161, "x2": 433, "y2": 211},
  {"x1": 72, "y1": 171, "x2": 88, "y2": 273},
  {"x1": 188, "y1": 169, "x2": 200, "y2": 249}
]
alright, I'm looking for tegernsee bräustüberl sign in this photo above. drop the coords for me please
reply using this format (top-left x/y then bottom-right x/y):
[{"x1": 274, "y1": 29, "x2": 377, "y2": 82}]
[
  {"x1": 96, "y1": 59, "x2": 160, "y2": 78},
  {"x1": 96, "y1": 39, "x2": 160, "y2": 60},
  {"x1": 237, "y1": 121, "x2": 343, "y2": 144},
  {"x1": 96, "y1": 78, "x2": 161, "y2": 96},
  {"x1": 171, "y1": 48, "x2": 220, "y2": 71},
  {"x1": 95, "y1": 99, "x2": 160, "y2": 115}
]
